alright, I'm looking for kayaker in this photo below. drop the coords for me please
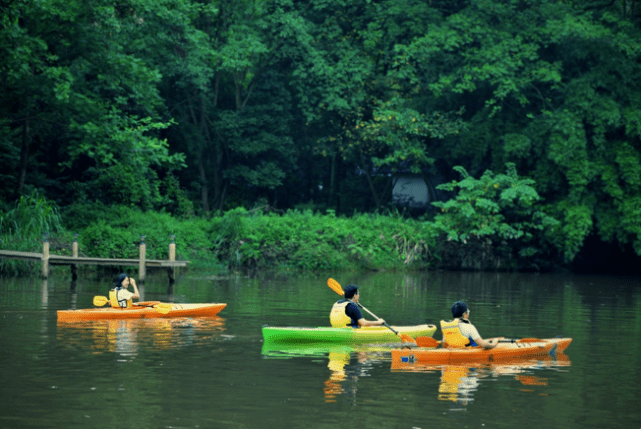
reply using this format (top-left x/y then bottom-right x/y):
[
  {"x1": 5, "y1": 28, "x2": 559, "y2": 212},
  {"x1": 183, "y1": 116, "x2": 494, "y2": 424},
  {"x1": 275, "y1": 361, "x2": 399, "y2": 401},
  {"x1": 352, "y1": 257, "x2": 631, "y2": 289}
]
[
  {"x1": 441, "y1": 301, "x2": 502, "y2": 349},
  {"x1": 329, "y1": 284, "x2": 386, "y2": 328},
  {"x1": 109, "y1": 273, "x2": 140, "y2": 308}
]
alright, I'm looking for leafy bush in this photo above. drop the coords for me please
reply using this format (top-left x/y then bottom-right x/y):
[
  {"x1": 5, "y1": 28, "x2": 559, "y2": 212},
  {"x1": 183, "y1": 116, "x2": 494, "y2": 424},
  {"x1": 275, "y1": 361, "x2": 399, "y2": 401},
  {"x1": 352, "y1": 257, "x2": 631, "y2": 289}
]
[
  {"x1": 205, "y1": 208, "x2": 437, "y2": 271},
  {"x1": 431, "y1": 163, "x2": 561, "y2": 270},
  {"x1": 74, "y1": 207, "x2": 212, "y2": 261}
]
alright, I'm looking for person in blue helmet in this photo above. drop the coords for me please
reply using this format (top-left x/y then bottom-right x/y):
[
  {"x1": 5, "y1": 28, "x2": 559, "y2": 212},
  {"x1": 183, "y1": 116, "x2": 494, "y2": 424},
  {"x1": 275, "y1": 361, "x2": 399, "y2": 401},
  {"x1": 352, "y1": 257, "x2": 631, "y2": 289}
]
[
  {"x1": 440, "y1": 301, "x2": 502, "y2": 349},
  {"x1": 329, "y1": 284, "x2": 386, "y2": 328}
]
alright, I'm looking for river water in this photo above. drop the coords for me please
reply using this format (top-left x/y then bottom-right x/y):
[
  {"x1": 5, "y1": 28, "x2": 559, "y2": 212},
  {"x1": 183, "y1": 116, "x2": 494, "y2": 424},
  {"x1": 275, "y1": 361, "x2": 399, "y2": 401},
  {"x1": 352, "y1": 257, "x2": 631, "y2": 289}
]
[{"x1": 0, "y1": 270, "x2": 639, "y2": 428}]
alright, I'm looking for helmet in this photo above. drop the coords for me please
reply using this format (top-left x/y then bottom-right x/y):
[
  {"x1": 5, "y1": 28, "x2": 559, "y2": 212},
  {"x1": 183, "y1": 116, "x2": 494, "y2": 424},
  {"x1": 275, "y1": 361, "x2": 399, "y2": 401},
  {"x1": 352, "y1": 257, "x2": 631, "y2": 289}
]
[{"x1": 451, "y1": 301, "x2": 468, "y2": 318}]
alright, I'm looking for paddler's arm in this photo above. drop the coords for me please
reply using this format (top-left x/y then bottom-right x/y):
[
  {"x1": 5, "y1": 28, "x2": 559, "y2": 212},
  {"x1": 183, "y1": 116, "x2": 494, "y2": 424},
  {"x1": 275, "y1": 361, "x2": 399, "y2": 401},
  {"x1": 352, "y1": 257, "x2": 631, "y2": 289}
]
[
  {"x1": 357, "y1": 317, "x2": 386, "y2": 327},
  {"x1": 129, "y1": 277, "x2": 141, "y2": 300},
  {"x1": 476, "y1": 337, "x2": 503, "y2": 349}
]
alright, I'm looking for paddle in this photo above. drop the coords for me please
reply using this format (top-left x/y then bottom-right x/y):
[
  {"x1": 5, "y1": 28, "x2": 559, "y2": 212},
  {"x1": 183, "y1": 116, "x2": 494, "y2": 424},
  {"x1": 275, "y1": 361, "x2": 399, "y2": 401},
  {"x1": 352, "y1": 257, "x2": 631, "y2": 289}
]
[
  {"x1": 416, "y1": 336, "x2": 440, "y2": 347},
  {"x1": 92, "y1": 295, "x2": 172, "y2": 314},
  {"x1": 326, "y1": 278, "x2": 416, "y2": 344},
  {"x1": 499, "y1": 338, "x2": 545, "y2": 343},
  {"x1": 414, "y1": 337, "x2": 545, "y2": 348},
  {"x1": 93, "y1": 295, "x2": 110, "y2": 306}
]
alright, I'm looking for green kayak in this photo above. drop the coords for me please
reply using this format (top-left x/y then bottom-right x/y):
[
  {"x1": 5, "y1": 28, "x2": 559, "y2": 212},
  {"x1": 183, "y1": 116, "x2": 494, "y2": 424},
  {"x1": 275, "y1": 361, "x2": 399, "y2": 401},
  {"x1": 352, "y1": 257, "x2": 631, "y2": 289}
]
[{"x1": 262, "y1": 324, "x2": 436, "y2": 344}]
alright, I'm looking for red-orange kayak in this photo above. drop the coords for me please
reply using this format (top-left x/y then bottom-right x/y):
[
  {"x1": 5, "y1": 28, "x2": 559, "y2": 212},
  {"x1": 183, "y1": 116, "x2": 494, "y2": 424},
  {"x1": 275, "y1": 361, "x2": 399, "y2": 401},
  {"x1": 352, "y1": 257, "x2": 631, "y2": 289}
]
[
  {"x1": 57, "y1": 302, "x2": 227, "y2": 321},
  {"x1": 391, "y1": 337, "x2": 572, "y2": 365}
]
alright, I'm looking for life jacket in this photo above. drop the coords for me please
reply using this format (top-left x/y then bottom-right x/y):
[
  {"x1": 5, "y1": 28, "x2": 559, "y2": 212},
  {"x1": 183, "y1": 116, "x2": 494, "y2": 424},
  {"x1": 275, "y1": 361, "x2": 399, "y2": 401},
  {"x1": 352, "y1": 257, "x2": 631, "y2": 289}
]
[
  {"x1": 109, "y1": 288, "x2": 131, "y2": 309},
  {"x1": 330, "y1": 300, "x2": 356, "y2": 328},
  {"x1": 440, "y1": 319, "x2": 471, "y2": 348}
]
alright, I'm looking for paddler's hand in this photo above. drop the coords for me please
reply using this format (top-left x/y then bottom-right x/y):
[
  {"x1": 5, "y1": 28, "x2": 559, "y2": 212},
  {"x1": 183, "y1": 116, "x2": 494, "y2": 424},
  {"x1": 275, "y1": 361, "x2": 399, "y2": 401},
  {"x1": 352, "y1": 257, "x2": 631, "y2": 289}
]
[
  {"x1": 488, "y1": 338, "x2": 501, "y2": 348},
  {"x1": 378, "y1": 318, "x2": 386, "y2": 325},
  {"x1": 129, "y1": 278, "x2": 140, "y2": 299}
]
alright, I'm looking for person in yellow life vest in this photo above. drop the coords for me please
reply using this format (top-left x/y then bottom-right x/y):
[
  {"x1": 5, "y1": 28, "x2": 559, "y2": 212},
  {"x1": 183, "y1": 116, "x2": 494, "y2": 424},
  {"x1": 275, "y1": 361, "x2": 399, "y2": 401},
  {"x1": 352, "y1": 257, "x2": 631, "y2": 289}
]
[
  {"x1": 441, "y1": 301, "x2": 503, "y2": 349},
  {"x1": 329, "y1": 284, "x2": 385, "y2": 328},
  {"x1": 109, "y1": 273, "x2": 140, "y2": 308}
]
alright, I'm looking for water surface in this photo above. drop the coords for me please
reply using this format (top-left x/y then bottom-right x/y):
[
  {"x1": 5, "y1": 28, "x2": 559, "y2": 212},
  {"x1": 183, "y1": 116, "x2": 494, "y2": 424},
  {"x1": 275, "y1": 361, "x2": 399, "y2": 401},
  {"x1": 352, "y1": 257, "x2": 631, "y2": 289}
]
[{"x1": 1, "y1": 270, "x2": 639, "y2": 428}]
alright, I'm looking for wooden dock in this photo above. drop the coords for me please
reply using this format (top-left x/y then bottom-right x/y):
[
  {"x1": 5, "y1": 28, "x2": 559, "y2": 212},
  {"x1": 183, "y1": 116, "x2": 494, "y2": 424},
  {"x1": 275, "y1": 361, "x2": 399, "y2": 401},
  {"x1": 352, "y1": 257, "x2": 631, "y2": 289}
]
[{"x1": 0, "y1": 235, "x2": 188, "y2": 283}]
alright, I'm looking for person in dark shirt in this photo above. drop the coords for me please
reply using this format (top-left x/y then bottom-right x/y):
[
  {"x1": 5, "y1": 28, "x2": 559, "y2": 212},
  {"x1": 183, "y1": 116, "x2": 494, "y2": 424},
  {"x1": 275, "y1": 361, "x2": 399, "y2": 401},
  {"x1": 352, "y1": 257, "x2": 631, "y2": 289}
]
[{"x1": 329, "y1": 284, "x2": 385, "y2": 328}]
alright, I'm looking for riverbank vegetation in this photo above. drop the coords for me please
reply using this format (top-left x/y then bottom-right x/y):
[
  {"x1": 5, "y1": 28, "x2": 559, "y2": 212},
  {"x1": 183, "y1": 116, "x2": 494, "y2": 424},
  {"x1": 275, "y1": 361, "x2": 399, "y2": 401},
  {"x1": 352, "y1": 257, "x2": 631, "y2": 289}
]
[
  {"x1": 1, "y1": 165, "x2": 564, "y2": 275},
  {"x1": 2, "y1": 0, "x2": 641, "y2": 275}
]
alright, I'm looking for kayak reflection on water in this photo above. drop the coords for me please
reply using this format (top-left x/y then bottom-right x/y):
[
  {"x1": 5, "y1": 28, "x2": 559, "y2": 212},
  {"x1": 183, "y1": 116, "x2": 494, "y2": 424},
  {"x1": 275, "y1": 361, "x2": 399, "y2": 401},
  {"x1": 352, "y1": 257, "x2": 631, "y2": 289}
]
[
  {"x1": 392, "y1": 353, "x2": 571, "y2": 407},
  {"x1": 260, "y1": 342, "x2": 391, "y2": 404},
  {"x1": 438, "y1": 365, "x2": 479, "y2": 405},
  {"x1": 324, "y1": 350, "x2": 381, "y2": 403},
  {"x1": 57, "y1": 317, "x2": 226, "y2": 354},
  {"x1": 323, "y1": 351, "x2": 351, "y2": 402}
]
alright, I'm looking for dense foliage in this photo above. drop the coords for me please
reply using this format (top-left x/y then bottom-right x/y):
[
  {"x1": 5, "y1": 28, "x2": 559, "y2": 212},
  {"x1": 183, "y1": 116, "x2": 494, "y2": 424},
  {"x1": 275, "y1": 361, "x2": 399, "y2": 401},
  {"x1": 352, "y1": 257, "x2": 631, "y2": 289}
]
[
  {"x1": 2, "y1": 0, "x2": 640, "y2": 272},
  {"x1": 1, "y1": 187, "x2": 558, "y2": 274}
]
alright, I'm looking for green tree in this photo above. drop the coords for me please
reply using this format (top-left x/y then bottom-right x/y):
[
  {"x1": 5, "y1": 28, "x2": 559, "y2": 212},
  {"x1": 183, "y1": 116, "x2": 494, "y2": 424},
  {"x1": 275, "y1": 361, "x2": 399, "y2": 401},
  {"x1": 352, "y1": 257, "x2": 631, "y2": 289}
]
[
  {"x1": 389, "y1": 0, "x2": 641, "y2": 259},
  {"x1": 0, "y1": 0, "x2": 186, "y2": 210},
  {"x1": 141, "y1": 0, "x2": 301, "y2": 214},
  {"x1": 431, "y1": 163, "x2": 560, "y2": 269},
  {"x1": 289, "y1": 0, "x2": 465, "y2": 212}
]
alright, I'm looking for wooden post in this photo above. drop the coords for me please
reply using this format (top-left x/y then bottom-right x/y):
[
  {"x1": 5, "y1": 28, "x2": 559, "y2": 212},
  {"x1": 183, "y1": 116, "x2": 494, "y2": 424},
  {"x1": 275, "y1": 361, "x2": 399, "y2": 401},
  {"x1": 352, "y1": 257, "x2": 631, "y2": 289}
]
[
  {"x1": 169, "y1": 235, "x2": 176, "y2": 261},
  {"x1": 168, "y1": 235, "x2": 176, "y2": 285},
  {"x1": 139, "y1": 235, "x2": 146, "y2": 284},
  {"x1": 71, "y1": 233, "x2": 78, "y2": 281},
  {"x1": 42, "y1": 234, "x2": 50, "y2": 279}
]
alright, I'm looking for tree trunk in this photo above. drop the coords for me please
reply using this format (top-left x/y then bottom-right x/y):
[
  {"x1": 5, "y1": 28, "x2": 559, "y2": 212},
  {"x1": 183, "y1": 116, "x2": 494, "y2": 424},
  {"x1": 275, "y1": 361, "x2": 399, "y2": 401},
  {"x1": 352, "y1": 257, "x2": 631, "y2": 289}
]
[
  {"x1": 197, "y1": 146, "x2": 210, "y2": 214},
  {"x1": 362, "y1": 159, "x2": 382, "y2": 211},
  {"x1": 329, "y1": 152, "x2": 336, "y2": 207},
  {"x1": 16, "y1": 119, "x2": 30, "y2": 197}
]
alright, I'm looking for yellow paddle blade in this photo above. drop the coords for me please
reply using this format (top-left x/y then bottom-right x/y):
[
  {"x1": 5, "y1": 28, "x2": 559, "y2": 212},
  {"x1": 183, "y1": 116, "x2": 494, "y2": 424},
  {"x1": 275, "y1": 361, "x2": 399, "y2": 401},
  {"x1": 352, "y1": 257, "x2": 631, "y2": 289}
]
[
  {"x1": 154, "y1": 303, "x2": 172, "y2": 314},
  {"x1": 93, "y1": 296, "x2": 109, "y2": 307},
  {"x1": 327, "y1": 278, "x2": 345, "y2": 296}
]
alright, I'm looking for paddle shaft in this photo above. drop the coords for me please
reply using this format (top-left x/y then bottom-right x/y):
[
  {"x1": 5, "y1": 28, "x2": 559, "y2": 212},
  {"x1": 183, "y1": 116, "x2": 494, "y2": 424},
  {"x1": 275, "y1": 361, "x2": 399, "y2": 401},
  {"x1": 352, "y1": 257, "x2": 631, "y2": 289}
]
[
  {"x1": 356, "y1": 303, "x2": 400, "y2": 335},
  {"x1": 499, "y1": 338, "x2": 544, "y2": 343}
]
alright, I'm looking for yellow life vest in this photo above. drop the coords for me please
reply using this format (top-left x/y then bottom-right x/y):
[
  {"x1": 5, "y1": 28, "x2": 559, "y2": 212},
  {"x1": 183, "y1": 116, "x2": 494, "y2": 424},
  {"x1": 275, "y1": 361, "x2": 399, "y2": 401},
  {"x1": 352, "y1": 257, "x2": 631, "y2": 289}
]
[
  {"x1": 109, "y1": 289, "x2": 132, "y2": 309},
  {"x1": 440, "y1": 319, "x2": 470, "y2": 348},
  {"x1": 330, "y1": 301, "x2": 354, "y2": 328}
]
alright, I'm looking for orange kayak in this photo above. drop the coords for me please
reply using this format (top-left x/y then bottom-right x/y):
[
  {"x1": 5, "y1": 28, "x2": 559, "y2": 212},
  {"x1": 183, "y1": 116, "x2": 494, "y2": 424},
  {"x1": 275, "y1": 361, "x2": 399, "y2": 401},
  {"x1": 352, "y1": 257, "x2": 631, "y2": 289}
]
[
  {"x1": 57, "y1": 302, "x2": 227, "y2": 321},
  {"x1": 391, "y1": 337, "x2": 572, "y2": 365}
]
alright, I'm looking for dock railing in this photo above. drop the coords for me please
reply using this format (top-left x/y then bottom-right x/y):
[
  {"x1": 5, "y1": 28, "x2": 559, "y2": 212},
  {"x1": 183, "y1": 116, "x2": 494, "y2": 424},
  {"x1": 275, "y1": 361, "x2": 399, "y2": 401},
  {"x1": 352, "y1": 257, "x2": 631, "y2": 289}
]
[{"x1": 0, "y1": 235, "x2": 188, "y2": 283}]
